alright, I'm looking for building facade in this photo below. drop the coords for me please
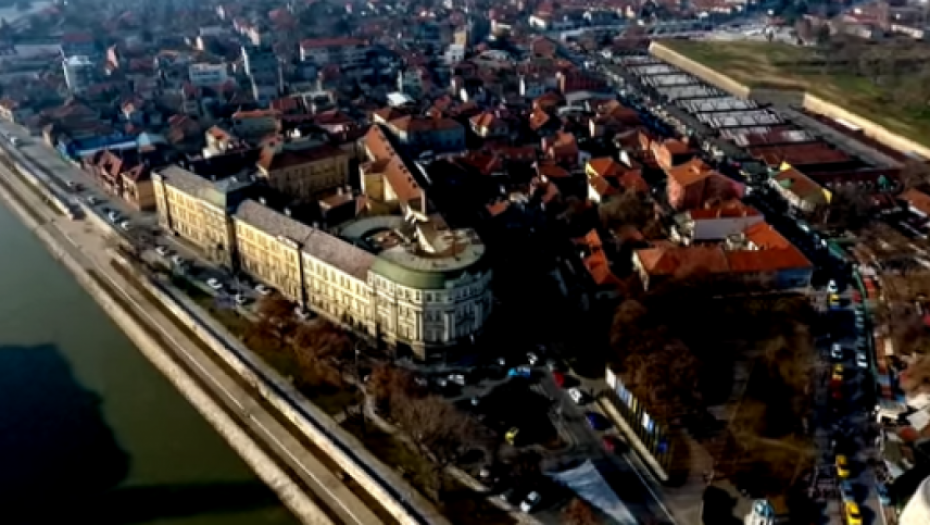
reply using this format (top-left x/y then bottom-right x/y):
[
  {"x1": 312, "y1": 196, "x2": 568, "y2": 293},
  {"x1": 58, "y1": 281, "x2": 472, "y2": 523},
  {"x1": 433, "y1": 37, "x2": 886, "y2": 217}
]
[
  {"x1": 299, "y1": 38, "x2": 369, "y2": 68},
  {"x1": 63, "y1": 55, "x2": 96, "y2": 94},
  {"x1": 257, "y1": 140, "x2": 351, "y2": 200}
]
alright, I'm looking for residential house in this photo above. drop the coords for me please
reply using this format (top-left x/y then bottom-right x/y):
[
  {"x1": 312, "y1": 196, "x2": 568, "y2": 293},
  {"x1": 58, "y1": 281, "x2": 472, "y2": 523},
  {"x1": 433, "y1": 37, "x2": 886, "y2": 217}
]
[
  {"x1": 671, "y1": 200, "x2": 765, "y2": 244},
  {"x1": 542, "y1": 131, "x2": 580, "y2": 167},
  {"x1": 384, "y1": 115, "x2": 465, "y2": 153},
  {"x1": 666, "y1": 158, "x2": 744, "y2": 211},
  {"x1": 470, "y1": 111, "x2": 510, "y2": 138},
  {"x1": 256, "y1": 138, "x2": 350, "y2": 200},
  {"x1": 203, "y1": 126, "x2": 248, "y2": 158},
  {"x1": 585, "y1": 157, "x2": 648, "y2": 203},
  {"x1": 652, "y1": 138, "x2": 694, "y2": 171},
  {"x1": 901, "y1": 188, "x2": 930, "y2": 218},
  {"x1": 232, "y1": 109, "x2": 279, "y2": 138},
  {"x1": 83, "y1": 149, "x2": 158, "y2": 211},
  {"x1": 769, "y1": 167, "x2": 831, "y2": 214},
  {"x1": 574, "y1": 228, "x2": 625, "y2": 303}
]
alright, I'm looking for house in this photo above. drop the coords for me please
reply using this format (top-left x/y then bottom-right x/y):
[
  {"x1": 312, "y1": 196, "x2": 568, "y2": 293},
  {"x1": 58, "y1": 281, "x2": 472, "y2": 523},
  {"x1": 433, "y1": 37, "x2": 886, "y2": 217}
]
[
  {"x1": 901, "y1": 188, "x2": 930, "y2": 218},
  {"x1": 470, "y1": 111, "x2": 510, "y2": 138},
  {"x1": 633, "y1": 222, "x2": 813, "y2": 291},
  {"x1": 574, "y1": 228, "x2": 625, "y2": 302},
  {"x1": 652, "y1": 139, "x2": 694, "y2": 171},
  {"x1": 204, "y1": 125, "x2": 248, "y2": 157},
  {"x1": 384, "y1": 115, "x2": 465, "y2": 153},
  {"x1": 665, "y1": 158, "x2": 744, "y2": 211},
  {"x1": 671, "y1": 200, "x2": 765, "y2": 244},
  {"x1": 542, "y1": 131, "x2": 579, "y2": 166},
  {"x1": 769, "y1": 167, "x2": 831, "y2": 214},
  {"x1": 232, "y1": 109, "x2": 279, "y2": 138},
  {"x1": 84, "y1": 149, "x2": 158, "y2": 211},
  {"x1": 585, "y1": 157, "x2": 648, "y2": 203},
  {"x1": 299, "y1": 37, "x2": 369, "y2": 68}
]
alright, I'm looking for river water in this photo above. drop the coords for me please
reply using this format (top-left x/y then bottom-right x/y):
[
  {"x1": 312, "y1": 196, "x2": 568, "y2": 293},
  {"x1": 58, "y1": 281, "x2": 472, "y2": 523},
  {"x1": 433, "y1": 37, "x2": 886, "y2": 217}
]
[{"x1": 0, "y1": 203, "x2": 297, "y2": 523}]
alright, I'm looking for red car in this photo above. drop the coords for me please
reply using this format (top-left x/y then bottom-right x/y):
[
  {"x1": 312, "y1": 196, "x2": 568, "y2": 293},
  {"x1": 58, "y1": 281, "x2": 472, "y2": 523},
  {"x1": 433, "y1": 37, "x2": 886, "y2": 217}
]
[
  {"x1": 552, "y1": 370, "x2": 565, "y2": 388},
  {"x1": 603, "y1": 435, "x2": 626, "y2": 453}
]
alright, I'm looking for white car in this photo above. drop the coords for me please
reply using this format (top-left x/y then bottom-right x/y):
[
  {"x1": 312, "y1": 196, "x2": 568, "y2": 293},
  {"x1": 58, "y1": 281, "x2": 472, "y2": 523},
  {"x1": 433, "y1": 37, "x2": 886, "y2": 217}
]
[
  {"x1": 527, "y1": 352, "x2": 539, "y2": 366},
  {"x1": 856, "y1": 352, "x2": 869, "y2": 369},
  {"x1": 519, "y1": 491, "x2": 542, "y2": 513},
  {"x1": 155, "y1": 246, "x2": 171, "y2": 257},
  {"x1": 206, "y1": 278, "x2": 223, "y2": 290},
  {"x1": 294, "y1": 307, "x2": 311, "y2": 320},
  {"x1": 568, "y1": 387, "x2": 585, "y2": 405},
  {"x1": 107, "y1": 211, "x2": 121, "y2": 223},
  {"x1": 118, "y1": 220, "x2": 131, "y2": 231},
  {"x1": 255, "y1": 283, "x2": 272, "y2": 296},
  {"x1": 171, "y1": 255, "x2": 185, "y2": 266},
  {"x1": 234, "y1": 293, "x2": 249, "y2": 305},
  {"x1": 831, "y1": 343, "x2": 844, "y2": 361},
  {"x1": 828, "y1": 280, "x2": 839, "y2": 293}
]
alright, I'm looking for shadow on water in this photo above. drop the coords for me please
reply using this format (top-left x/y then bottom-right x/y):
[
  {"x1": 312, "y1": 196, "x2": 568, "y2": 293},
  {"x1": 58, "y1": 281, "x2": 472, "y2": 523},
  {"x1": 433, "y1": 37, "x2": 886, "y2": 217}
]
[{"x1": 0, "y1": 344, "x2": 284, "y2": 524}]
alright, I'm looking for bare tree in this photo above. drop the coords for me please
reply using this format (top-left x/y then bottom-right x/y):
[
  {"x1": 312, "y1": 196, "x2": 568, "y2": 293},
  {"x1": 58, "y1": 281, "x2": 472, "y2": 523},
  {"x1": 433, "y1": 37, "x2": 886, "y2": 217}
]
[
  {"x1": 256, "y1": 295, "x2": 295, "y2": 331},
  {"x1": 563, "y1": 497, "x2": 599, "y2": 525}
]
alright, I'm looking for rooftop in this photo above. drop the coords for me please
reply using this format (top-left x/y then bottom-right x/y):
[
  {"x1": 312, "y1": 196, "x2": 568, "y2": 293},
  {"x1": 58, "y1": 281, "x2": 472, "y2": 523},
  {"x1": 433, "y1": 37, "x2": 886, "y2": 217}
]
[
  {"x1": 156, "y1": 163, "x2": 256, "y2": 210},
  {"x1": 339, "y1": 215, "x2": 486, "y2": 290}
]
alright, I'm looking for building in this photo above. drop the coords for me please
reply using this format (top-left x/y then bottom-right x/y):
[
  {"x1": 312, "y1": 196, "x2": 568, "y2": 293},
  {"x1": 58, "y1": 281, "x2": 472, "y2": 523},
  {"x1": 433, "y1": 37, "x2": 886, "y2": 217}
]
[
  {"x1": 633, "y1": 222, "x2": 813, "y2": 291},
  {"x1": 153, "y1": 166, "x2": 492, "y2": 359},
  {"x1": 241, "y1": 45, "x2": 278, "y2": 83},
  {"x1": 671, "y1": 201, "x2": 764, "y2": 244},
  {"x1": 299, "y1": 38, "x2": 369, "y2": 68},
  {"x1": 188, "y1": 63, "x2": 228, "y2": 87},
  {"x1": 83, "y1": 149, "x2": 158, "y2": 211},
  {"x1": 361, "y1": 125, "x2": 428, "y2": 216},
  {"x1": 384, "y1": 116, "x2": 465, "y2": 154},
  {"x1": 152, "y1": 161, "x2": 256, "y2": 267},
  {"x1": 60, "y1": 32, "x2": 96, "y2": 58},
  {"x1": 769, "y1": 167, "x2": 831, "y2": 214},
  {"x1": 256, "y1": 137, "x2": 350, "y2": 199},
  {"x1": 0, "y1": 99, "x2": 34, "y2": 124},
  {"x1": 231, "y1": 109, "x2": 279, "y2": 138},
  {"x1": 63, "y1": 55, "x2": 96, "y2": 94},
  {"x1": 666, "y1": 158, "x2": 744, "y2": 211}
]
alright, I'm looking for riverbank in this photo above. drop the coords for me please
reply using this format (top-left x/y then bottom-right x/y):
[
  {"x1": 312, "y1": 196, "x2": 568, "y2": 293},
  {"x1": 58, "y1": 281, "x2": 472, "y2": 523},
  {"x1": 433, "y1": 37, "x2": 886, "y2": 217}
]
[{"x1": 0, "y1": 169, "x2": 333, "y2": 525}]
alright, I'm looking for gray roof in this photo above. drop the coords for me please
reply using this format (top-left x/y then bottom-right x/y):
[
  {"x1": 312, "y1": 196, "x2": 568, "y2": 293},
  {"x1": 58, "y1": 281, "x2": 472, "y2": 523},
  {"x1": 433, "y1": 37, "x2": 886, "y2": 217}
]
[
  {"x1": 156, "y1": 164, "x2": 255, "y2": 210},
  {"x1": 233, "y1": 199, "x2": 374, "y2": 280}
]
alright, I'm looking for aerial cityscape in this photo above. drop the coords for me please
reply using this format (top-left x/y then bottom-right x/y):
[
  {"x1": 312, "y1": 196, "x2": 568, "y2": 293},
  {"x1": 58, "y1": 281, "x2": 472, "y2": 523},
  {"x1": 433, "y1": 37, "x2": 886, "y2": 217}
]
[{"x1": 5, "y1": 0, "x2": 930, "y2": 523}]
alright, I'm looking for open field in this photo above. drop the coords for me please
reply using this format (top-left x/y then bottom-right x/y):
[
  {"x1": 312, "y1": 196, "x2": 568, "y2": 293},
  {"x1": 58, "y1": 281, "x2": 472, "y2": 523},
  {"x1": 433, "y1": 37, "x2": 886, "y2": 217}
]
[{"x1": 661, "y1": 40, "x2": 930, "y2": 145}]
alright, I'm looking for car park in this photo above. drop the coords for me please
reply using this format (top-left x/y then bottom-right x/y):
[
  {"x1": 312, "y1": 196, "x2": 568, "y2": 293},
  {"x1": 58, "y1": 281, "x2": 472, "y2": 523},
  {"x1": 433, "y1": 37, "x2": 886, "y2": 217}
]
[
  {"x1": 255, "y1": 283, "x2": 272, "y2": 296},
  {"x1": 86, "y1": 195, "x2": 100, "y2": 205},
  {"x1": 206, "y1": 278, "x2": 223, "y2": 290},
  {"x1": 519, "y1": 491, "x2": 541, "y2": 513}
]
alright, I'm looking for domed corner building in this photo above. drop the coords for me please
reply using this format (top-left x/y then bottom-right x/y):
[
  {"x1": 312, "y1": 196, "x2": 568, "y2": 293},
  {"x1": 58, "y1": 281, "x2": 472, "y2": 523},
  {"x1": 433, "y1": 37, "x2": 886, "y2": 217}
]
[
  {"x1": 340, "y1": 215, "x2": 493, "y2": 361},
  {"x1": 901, "y1": 474, "x2": 930, "y2": 525}
]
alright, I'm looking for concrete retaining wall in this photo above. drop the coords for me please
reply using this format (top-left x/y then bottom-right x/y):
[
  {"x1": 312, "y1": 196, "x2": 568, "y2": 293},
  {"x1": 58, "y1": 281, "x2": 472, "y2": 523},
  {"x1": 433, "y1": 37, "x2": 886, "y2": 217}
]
[
  {"x1": 2, "y1": 153, "x2": 75, "y2": 217},
  {"x1": 120, "y1": 267, "x2": 448, "y2": 525},
  {"x1": 0, "y1": 177, "x2": 333, "y2": 525},
  {"x1": 648, "y1": 42, "x2": 930, "y2": 160}
]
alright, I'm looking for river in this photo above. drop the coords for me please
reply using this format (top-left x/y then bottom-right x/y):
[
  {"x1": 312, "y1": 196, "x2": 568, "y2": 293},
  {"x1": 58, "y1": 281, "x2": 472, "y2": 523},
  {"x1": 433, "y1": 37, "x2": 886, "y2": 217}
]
[{"x1": 0, "y1": 202, "x2": 297, "y2": 523}]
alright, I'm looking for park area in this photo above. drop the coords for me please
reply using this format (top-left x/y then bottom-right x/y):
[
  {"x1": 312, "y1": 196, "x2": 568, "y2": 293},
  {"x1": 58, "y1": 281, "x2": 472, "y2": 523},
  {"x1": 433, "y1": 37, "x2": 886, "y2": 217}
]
[{"x1": 661, "y1": 39, "x2": 930, "y2": 145}]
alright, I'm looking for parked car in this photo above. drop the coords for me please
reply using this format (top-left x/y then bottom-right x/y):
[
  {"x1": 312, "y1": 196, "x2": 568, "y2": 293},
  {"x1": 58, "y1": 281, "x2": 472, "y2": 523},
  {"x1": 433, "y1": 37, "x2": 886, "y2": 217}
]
[
  {"x1": 585, "y1": 412, "x2": 611, "y2": 431},
  {"x1": 118, "y1": 220, "x2": 131, "y2": 231},
  {"x1": 448, "y1": 373, "x2": 467, "y2": 386},
  {"x1": 526, "y1": 352, "x2": 539, "y2": 366},
  {"x1": 107, "y1": 210, "x2": 121, "y2": 223},
  {"x1": 505, "y1": 427, "x2": 520, "y2": 446},
  {"x1": 568, "y1": 387, "x2": 585, "y2": 404},
  {"x1": 234, "y1": 293, "x2": 249, "y2": 306},
  {"x1": 876, "y1": 482, "x2": 892, "y2": 506},
  {"x1": 832, "y1": 364, "x2": 844, "y2": 382},
  {"x1": 828, "y1": 280, "x2": 839, "y2": 293},
  {"x1": 507, "y1": 366, "x2": 532, "y2": 379},
  {"x1": 206, "y1": 278, "x2": 223, "y2": 290},
  {"x1": 86, "y1": 195, "x2": 100, "y2": 205},
  {"x1": 602, "y1": 435, "x2": 626, "y2": 453},
  {"x1": 844, "y1": 501, "x2": 862, "y2": 525},
  {"x1": 519, "y1": 491, "x2": 542, "y2": 513},
  {"x1": 831, "y1": 343, "x2": 844, "y2": 360},
  {"x1": 552, "y1": 370, "x2": 565, "y2": 388},
  {"x1": 836, "y1": 454, "x2": 851, "y2": 479},
  {"x1": 171, "y1": 255, "x2": 186, "y2": 266},
  {"x1": 294, "y1": 307, "x2": 311, "y2": 321},
  {"x1": 155, "y1": 246, "x2": 171, "y2": 257},
  {"x1": 255, "y1": 283, "x2": 272, "y2": 296},
  {"x1": 839, "y1": 480, "x2": 854, "y2": 501},
  {"x1": 855, "y1": 352, "x2": 869, "y2": 369}
]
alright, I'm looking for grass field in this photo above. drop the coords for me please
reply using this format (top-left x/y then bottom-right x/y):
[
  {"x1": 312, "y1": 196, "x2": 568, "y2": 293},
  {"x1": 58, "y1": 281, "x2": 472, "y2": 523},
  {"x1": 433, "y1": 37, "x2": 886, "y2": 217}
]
[{"x1": 661, "y1": 40, "x2": 930, "y2": 145}]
